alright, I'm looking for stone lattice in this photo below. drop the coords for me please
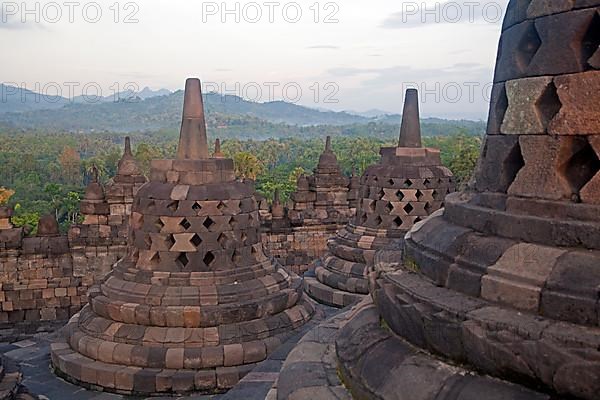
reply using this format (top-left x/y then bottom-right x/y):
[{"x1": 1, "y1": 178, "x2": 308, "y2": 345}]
[
  {"x1": 304, "y1": 89, "x2": 455, "y2": 307},
  {"x1": 336, "y1": 2, "x2": 600, "y2": 400},
  {"x1": 51, "y1": 78, "x2": 313, "y2": 395}
]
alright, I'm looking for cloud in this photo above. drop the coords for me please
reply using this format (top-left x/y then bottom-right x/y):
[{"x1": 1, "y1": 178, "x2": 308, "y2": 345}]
[
  {"x1": 381, "y1": 0, "x2": 505, "y2": 29},
  {"x1": 306, "y1": 45, "x2": 340, "y2": 50}
]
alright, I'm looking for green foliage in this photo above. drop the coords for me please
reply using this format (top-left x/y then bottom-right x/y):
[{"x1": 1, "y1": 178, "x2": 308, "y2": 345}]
[{"x1": 0, "y1": 125, "x2": 483, "y2": 232}]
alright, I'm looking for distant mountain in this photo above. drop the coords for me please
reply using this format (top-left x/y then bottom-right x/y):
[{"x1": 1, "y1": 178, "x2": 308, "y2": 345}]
[
  {"x1": 0, "y1": 86, "x2": 485, "y2": 136},
  {"x1": 347, "y1": 109, "x2": 396, "y2": 118},
  {"x1": 0, "y1": 84, "x2": 172, "y2": 112},
  {"x1": 0, "y1": 84, "x2": 71, "y2": 113},
  {"x1": 0, "y1": 90, "x2": 369, "y2": 131}
]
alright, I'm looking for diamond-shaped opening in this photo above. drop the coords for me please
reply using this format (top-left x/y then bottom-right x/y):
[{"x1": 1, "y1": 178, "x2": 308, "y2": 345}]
[
  {"x1": 369, "y1": 200, "x2": 376, "y2": 212},
  {"x1": 396, "y1": 190, "x2": 405, "y2": 201},
  {"x1": 150, "y1": 252, "x2": 160, "y2": 265},
  {"x1": 385, "y1": 202, "x2": 394, "y2": 213},
  {"x1": 423, "y1": 178, "x2": 431, "y2": 187},
  {"x1": 378, "y1": 189, "x2": 385, "y2": 199},
  {"x1": 536, "y1": 81, "x2": 562, "y2": 127},
  {"x1": 203, "y1": 217, "x2": 215, "y2": 230},
  {"x1": 167, "y1": 201, "x2": 179, "y2": 213},
  {"x1": 582, "y1": 12, "x2": 600, "y2": 65},
  {"x1": 191, "y1": 234, "x2": 202, "y2": 247},
  {"x1": 393, "y1": 216, "x2": 403, "y2": 227},
  {"x1": 561, "y1": 139, "x2": 600, "y2": 198},
  {"x1": 425, "y1": 202, "x2": 433, "y2": 213},
  {"x1": 360, "y1": 213, "x2": 368, "y2": 224},
  {"x1": 516, "y1": 23, "x2": 541, "y2": 70},
  {"x1": 374, "y1": 215, "x2": 383, "y2": 226},
  {"x1": 203, "y1": 252, "x2": 215, "y2": 266},
  {"x1": 414, "y1": 217, "x2": 423, "y2": 223},
  {"x1": 165, "y1": 234, "x2": 175, "y2": 249},
  {"x1": 192, "y1": 202, "x2": 202, "y2": 212},
  {"x1": 416, "y1": 190, "x2": 423, "y2": 200},
  {"x1": 179, "y1": 218, "x2": 191, "y2": 230},
  {"x1": 404, "y1": 179, "x2": 413, "y2": 188},
  {"x1": 177, "y1": 253, "x2": 189, "y2": 268},
  {"x1": 388, "y1": 179, "x2": 394, "y2": 186},
  {"x1": 217, "y1": 201, "x2": 226, "y2": 211},
  {"x1": 404, "y1": 203, "x2": 415, "y2": 214},
  {"x1": 503, "y1": 141, "x2": 526, "y2": 189},
  {"x1": 154, "y1": 218, "x2": 164, "y2": 231}
]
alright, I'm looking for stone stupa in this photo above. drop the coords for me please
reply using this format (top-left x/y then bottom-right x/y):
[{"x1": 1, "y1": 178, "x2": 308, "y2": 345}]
[
  {"x1": 51, "y1": 78, "x2": 314, "y2": 395},
  {"x1": 304, "y1": 89, "x2": 455, "y2": 307},
  {"x1": 336, "y1": 2, "x2": 600, "y2": 399}
]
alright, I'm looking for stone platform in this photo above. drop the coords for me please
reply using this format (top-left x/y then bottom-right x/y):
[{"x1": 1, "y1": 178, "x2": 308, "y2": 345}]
[
  {"x1": 335, "y1": 298, "x2": 553, "y2": 400},
  {"x1": 1, "y1": 302, "x2": 338, "y2": 400}
]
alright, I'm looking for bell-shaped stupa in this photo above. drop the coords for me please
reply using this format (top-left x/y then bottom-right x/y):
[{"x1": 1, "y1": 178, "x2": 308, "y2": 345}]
[
  {"x1": 51, "y1": 78, "x2": 314, "y2": 395},
  {"x1": 336, "y1": 3, "x2": 600, "y2": 399},
  {"x1": 304, "y1": 89, "x2": 455, "y2": 307}
]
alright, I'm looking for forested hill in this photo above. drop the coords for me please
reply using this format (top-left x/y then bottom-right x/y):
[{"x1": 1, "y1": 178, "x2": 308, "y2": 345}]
[{"x1": 0, "y1": 87, "x2": 485, "y2": 135}]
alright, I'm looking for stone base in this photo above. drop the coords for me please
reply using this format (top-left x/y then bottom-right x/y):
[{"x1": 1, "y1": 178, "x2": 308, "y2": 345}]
[
  {"x1": 303, "y1": 277, "x2": 363, "y2": 308},
  {"x1": 368, "y1": 269, "x2": 600, "y2": 400},
  {"x1": 336, "y1": 298, "x2": 551, "y2": 400},
  {"x1": 51, "y1": 339, "x2": 256, "y2": 396},
  {"x1": 51, "y1": 298, "x2": 316, "y2": 396}
]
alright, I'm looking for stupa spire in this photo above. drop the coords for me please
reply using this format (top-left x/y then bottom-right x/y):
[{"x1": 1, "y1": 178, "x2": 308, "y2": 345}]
[
  {"x1": 124, "y1": 136, "x2": 133, "y2": 157},
  {"x1": 398, "y1": 88, "x2": 422, "y2": 148},
  {"x1": 176, "y1": 78, "x2": 209, "y2": 160},
  {"x1": 325, "y1": 136, "x2": 332, "y2": 152}
]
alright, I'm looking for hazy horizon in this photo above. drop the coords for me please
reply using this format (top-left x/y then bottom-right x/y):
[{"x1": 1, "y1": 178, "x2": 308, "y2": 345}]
[{"x1": 1, "y1": 0, "x2": 508, "y2": 120}]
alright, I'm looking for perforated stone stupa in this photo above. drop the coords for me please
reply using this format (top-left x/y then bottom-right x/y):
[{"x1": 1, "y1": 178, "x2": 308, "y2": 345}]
[
  {"x1": 50, "y1": 78, "x2": 314, "y2": 395},
  {"x1": 336, "y1": 2, "x2": 600, "y2": 399},
  {"x1": 304, "y1": 89, "x2": 455, "y2": 307}
]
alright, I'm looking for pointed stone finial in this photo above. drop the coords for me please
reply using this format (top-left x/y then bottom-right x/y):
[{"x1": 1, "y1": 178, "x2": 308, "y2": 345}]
[
  {"x1": 177, "y1": 78, "x2": 209, "y2": 160},
  {"x1": 398, "y1": 89, "x2": 422, "y2": 148},
  {"x1": 213, "y1": 138, "x2": 224, "y2": 158},
  {"x1": 124, "y1": 136, "x2": 133, "y2": 157},
  {"x1": 325, "y1": 136, "x2": 332, "y2": 152}
]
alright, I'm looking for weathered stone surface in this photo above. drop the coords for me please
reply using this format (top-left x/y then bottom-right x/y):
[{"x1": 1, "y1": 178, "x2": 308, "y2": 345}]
[
  {"x1": 508, "y1": 136, "x2": 578, "y2": 200},
  {"x1": 528, "y1": 9, "x2": 598, "y2": 75},
  {"x1": 549, "y1": 71, "x2": 600, "y2": 135},
  {"x1": 473, "y1": 135, "x2": 523, "y2": 193},
  {"x1": 501, "y1": 76, "x2": 557, "y2": 135}
]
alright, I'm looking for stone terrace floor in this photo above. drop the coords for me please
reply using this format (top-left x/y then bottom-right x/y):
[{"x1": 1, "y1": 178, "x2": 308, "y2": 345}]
[{"x1": 0, "y1": 303, "x2": 341, "y2": 400}]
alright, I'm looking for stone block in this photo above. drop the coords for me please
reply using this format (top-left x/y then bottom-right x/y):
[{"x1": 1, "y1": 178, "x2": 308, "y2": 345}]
[
  {"x1": 549, "y1": 71, "x2": 600, "y2": 136},
  {"x1": 501, "y1": 76, "x2": 556, "y2": 135},
  {"x1": 481, "y1": 243, "x2": 565, "y2": 311}
]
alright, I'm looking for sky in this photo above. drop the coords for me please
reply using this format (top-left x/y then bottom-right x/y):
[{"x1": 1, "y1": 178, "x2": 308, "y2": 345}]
[{"x1": 0, "y1": 0, "x2": 508, "y2": 120}]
